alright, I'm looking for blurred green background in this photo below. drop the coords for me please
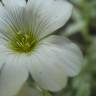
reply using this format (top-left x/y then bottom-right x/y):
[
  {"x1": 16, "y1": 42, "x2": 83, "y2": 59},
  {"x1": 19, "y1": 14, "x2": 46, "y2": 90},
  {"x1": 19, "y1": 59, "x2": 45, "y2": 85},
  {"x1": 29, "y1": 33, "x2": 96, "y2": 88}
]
[{"x1": 0, "y1": 0, "x2": 96, "y2": 96}]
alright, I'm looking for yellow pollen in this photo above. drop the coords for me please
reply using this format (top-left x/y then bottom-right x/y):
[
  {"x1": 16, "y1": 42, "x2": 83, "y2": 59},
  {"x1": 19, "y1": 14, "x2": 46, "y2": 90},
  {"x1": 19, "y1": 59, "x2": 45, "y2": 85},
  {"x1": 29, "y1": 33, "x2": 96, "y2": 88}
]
[{"x1": 8, "y1": 32, "x2": 37, "y2": 53}]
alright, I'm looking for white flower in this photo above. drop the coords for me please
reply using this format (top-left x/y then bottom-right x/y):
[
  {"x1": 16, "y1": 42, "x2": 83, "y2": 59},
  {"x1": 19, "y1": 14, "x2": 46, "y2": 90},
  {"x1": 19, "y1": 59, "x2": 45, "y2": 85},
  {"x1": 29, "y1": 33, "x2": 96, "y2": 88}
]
[{"x1": 0, "y1": 0, "x2": 83, "y2": 96}]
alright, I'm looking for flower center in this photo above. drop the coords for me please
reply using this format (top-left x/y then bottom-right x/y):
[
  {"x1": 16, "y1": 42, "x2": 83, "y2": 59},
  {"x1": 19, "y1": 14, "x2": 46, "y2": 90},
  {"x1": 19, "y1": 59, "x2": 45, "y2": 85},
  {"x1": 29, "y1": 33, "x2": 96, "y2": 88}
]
[{"x1": 9, "y1": 31, "x2": 37, "y2": 53}]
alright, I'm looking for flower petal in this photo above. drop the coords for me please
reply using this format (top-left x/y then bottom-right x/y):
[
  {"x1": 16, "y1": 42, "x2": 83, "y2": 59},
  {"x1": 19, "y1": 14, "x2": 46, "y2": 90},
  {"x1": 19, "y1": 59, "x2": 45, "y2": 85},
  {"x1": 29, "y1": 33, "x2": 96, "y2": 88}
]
[
  {"x1": 3, "y1": 0, "x2": 26, "y2": 6},
  {"x1": 0, "y1": 61, "x2": 4, "y2": 71},
  {"x1": 40, "y1": 35, "x2": 83, "y2": 76},
  {"x1": 0, "y1": 2, "x2": 3, "y2": 7},
  {"x1": 0, "y1": 44, "x2": 8, "y2": 70},
  {"x1": 26, "y1": 0, "x2": 72, "y2": 39},
  {"x1": 28, "y1": 35, "x2": 83, "y2": 91},
  {"x1": 0, "y1": 52, "x2": 5, "y2": 71},
  {"x1": 28, "y1": 53, "x2": 68, "y2": 91},
  {"x1": 0, "y1": 56, "x2": 28, "y2": 96},
  {"x1": 0, "y1": 2, "x2": 27, "y2": 41}
]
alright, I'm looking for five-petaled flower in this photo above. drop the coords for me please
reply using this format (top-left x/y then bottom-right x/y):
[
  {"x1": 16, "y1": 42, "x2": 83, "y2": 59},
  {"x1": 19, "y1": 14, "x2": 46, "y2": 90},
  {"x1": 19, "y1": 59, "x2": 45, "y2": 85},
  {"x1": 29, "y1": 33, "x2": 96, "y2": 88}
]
[{"x1": 0, "y1": 0, "x2": 83, "y2": 96}]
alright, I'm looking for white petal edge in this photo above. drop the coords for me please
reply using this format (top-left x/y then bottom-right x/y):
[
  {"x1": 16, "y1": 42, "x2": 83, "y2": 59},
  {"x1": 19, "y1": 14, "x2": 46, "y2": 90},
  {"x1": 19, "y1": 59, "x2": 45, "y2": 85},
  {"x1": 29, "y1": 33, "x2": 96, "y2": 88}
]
[
  {"x1": 0, "y1": 61, "x2": 4, "y2": 71},
  {"x1": 26, "y1": 0, "x2": 73, "y2": 39},
  {"x1": 28, "y1": 53, "x2": 68, "y2": 92},
  {"x1": 0, "y1": 1, "x2": 27, "y2": 41},
  {"x1": 39, "y1": 35, "x2": 84, "y2": 76},
  {"x1": 3, "y1": 0, "x2": 26, "y2": 7},
  {"x1": 0, "y1": 55, "x2": 28, "y2": 96},
  {"x1": 0, "y1": 2, "x2": 3, "y2": 7},
  {"x1": 0, "y1": 44, "x2": 8, "y2": 70}
]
